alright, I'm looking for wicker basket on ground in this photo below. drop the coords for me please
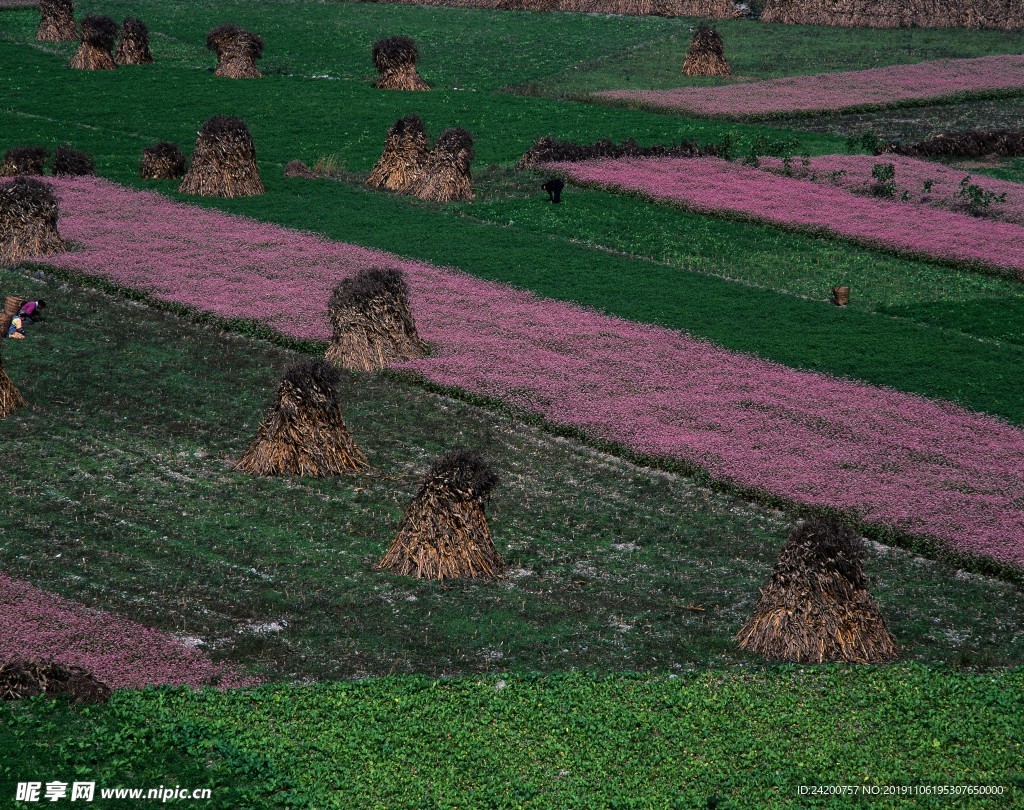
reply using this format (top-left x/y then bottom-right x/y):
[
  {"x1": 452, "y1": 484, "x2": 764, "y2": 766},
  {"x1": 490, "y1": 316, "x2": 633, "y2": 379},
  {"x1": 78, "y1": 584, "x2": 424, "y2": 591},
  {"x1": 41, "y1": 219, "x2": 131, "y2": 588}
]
[
  {"x1": 407, "y1": 127, "x2": 474, "y2": 202},
  {"x1": 0, "y1": 660, "x2": 111, "y2": 702},
  {"x1": 0, "y1": 177, "x2": 68, "y2": 266},
  {"x1": 206, "y1": 23, "x2": 263, "y2": 79},
  {"x1": 366, "y1": 114, "x2": 430, "y2": 191},
  {"x1": 735, "y1": 519, "x2": 897, "y2": 664},
  {"x1": 179, "y1": 116, "x2": 264, "y2": 197},
  {"x1": 36, "y1": 0, "x2": 76, "y2": 42},
  {"x1": 372, "y1": 36, "x2": 429, "y2": 91},
  {"x1": 0, "y1": 147, "x2": 47, "y2": 177},
  {"x1": 52, "y1": 145, "x2": 94, "y2": 176},
  {"x1": 326, "y1": 268, "x2": 427, "y2": 372},
  {"x1": 0, "y1": 347, "x2": 27, "y2": 416},
  {"x1": 682, "y1": 24, "x2": 731, "y2": 77},
  {"x1": 114, "y1": 16, "x2": 153, "y2": 65},
  {"x1": 235, "y1": 359, "x2": 369, "y2": 477},
  {"x1": 68, "y1": 14, "x2": 117, "y2": 71},
  {"x1": 140, "y1": 142, "x2": 186, "y2": 180},
  {"x1": 377, "y1": 449, "x2": 503, "y2": 580}
]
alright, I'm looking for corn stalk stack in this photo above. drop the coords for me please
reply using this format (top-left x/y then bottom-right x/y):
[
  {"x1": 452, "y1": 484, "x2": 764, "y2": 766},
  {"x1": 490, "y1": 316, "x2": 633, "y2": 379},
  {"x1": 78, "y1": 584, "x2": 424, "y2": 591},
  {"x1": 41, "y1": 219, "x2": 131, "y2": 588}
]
[
  {"x1": 366, "y1": 114, "x2": 430, "y2": 191},
  {"x1": 179, "y1": 115, "x2": 264, "y2": 197},
  {"x1": 52, "y1": 145, "x2": 94, "y2": 176},
  {"x1": 0, "y1": 660, "x2": 111, "y2": 703},
  {"x1": 377, "y1": 449, "x2": 503, "y2": 580},
  {"x1": 326, "y1": 268, "x2": 427, "y2": 372},
  {"x1": 0, "y1": 347, "x2": 26, "y2": 417},
  {"x1": 735, "y1": 519, "x2": 897, "y2": 664},
  {"x1": 408, "y1": 127, "x2": 475, "y2": 202},
  {"x1": 682, "y1": 24, "x2": 731, "y2": 76},
  {"x1": 67, "y1": 14, "x2": 117, "y2": 71},
  {"x1": 114, "y1": 16, "x2": 153, "y2": 65},
  {"x1": 36, "y1": 0, "x2": 76, "y2": 42},
  {"x1": 206, "y1": 23, "x2": 263, "y2": 79},
  {"x1": 0, "y1": 147, "x2": 47, "y2": 177},
  {"x1": 0, "y1": 177, "x2": 68, "y2": 266},
  {"x1": 235, "y1": 359, "x2": 369, "y2": 477},
  {"x1": 372, "y1": 36, "x2": 430, "y2": 91},
  {"x1": 140, "y1": 142, "x2": 186, "y2": 180}
]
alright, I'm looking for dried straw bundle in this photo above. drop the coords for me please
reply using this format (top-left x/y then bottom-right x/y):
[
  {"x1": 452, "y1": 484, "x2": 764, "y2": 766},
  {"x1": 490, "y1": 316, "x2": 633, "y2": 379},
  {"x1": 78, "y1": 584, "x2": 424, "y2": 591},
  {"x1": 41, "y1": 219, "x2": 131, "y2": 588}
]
[
  {"x1": 377, "y1": 449, "x2": 503, "y2": 580},
  {"x1": 67, "y1": 14, "x2": 117, "y2": 71},
  {"x1": 408, "y1": 127, "x2": 475, "y2": 202},
  {"x1": 682, "y1": 25, "x2": 731, "y2": 77},
  {"x1": 881, "y1": 129, "x2": 1024, "y2": 159},
  {"x1": 140, "y1": 141, "x2": 186, "y2": 180},
  {"x1": 760, "y1": 0, "x2": 1024, "y2": 30},
  {"x1": 36, "y1": 0, "x2": 76, "y2": 42},
  {"x1": 235, "y1": 359, "x2": 369, "y2": 477},
  {"x1": 518, "y1": 135, "x2": 701, "y2": 169},
  {"x1": 0, "y1": 147, "x2": 47, "y2": 177},
  {"x1": 0, "y1": 178, "x2": 68, "y2": 266},
  {"x1": 0, "y1": 660, "x2": 111, "y2": 703},
  {"x1": 0, "y1": 349, "x2": 26, "y2": 417},
  {"x1": 372, "y1": 36, "x2": 430, "y2": 91},
  {"x1": 206, "y1": 23, "x2": 263, "y2": 79},
  {"x1": 114, "y1": 16, "x2": 153, "y2": 65},
  {"x1": 326, "y1": 268, "x2": 427, "y2": 372},
  {"x1": 283, "y1": 159, "x2": 316, "y2": 178},
  {"x1": 179, "y1": 116, "x2": 264, "y2": 198},
  {"x1": 366, "y1": 114, "x2": 430, "y2": 191},
  {"x1": 52, "y1": 145, "x2": 94, "y2": 176},
  {"x1": 735, "y1": 519, "x2": 897, "y2": 664}
]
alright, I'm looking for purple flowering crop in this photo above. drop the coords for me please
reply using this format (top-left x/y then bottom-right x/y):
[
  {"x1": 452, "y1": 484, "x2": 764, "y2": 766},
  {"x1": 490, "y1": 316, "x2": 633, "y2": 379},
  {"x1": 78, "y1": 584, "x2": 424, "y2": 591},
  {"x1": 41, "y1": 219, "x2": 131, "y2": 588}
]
[
  {"x1": 37, "y1": 177, "x2": 1024, "y2": 571},
  {"x1": 598, "y1": 55, "x2": 1024, "y2": 117},
  {"x1": 0, "y1": 573, "x2": 259, "y2": 690}
]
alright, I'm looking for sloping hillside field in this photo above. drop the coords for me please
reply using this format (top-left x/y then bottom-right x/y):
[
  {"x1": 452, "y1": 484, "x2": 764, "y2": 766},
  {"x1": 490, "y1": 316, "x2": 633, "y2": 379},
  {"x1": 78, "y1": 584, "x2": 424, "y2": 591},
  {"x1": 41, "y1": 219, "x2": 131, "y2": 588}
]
[{"x1": 1, "y1": 1, "x2": 1022, "y2": 806}]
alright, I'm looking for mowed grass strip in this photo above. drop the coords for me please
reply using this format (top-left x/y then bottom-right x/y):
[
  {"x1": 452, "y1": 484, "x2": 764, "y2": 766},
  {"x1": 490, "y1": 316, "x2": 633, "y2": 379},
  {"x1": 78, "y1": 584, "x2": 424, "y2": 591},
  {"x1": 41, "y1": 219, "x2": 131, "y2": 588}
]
[
  {"x1": 1, "y1": 266, "x2": 1022, "y2": 683},
  {"x1": 3, "y1": 667, "x2": 1022, "y2": 808}
]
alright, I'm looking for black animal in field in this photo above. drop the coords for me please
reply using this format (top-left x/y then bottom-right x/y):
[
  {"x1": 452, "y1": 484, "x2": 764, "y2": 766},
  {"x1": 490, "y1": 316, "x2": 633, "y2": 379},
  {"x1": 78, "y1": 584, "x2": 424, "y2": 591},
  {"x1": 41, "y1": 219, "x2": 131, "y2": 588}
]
[{"x1": 542, "y1": 177, "x2": 563, "y2": 204}]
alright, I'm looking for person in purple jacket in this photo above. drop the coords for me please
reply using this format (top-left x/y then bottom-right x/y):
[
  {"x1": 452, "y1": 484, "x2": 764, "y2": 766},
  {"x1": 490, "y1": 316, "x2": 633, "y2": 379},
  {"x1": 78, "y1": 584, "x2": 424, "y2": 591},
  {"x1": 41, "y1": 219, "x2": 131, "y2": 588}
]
[{"x1": 18, "y1": 299, "x2": 45, "y2": 324}]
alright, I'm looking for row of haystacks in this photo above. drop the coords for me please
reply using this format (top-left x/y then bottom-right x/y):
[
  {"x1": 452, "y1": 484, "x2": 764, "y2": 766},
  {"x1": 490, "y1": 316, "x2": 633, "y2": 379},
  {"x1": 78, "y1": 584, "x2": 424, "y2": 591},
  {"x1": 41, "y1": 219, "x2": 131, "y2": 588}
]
[
  {"x1": 374, "y1": 0, "x2": 740, "y2": 18},
  {"x1": 880, "y1": 129, "x2": 1024, "y2": 159},
  {"x1": 58, "y1": 12, "x2": 153, "y2": 69},
  {"x1": 760, "y1": 0, "x2": 1024, "y2": 30},
  {"x1": 519, "y1": 135, "x2": 704, "y2": 169},
  {"x1": 0, "y1": 145, "x2": 95, "y2": 177},
  {"x1": 366, "y1": 115, "x2": 476, "y2": 202}
]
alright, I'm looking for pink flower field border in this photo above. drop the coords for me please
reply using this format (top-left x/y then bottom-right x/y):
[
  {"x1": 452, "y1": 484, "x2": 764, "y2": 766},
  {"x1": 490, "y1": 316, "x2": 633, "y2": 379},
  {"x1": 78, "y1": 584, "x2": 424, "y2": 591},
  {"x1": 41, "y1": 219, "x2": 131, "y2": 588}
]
[
  {"x1": 596, "y1": 55, "x2": 1024, "y2": 118},
  {"x1": 0, "y1": 573, "x2": 258, "y2": 691},
  {"x1": 30, "y1": 176, "x2": 1024, "y2": 575},
  {"x1": 547, "y1": 156, "x2": 1024, "y2": 278}
]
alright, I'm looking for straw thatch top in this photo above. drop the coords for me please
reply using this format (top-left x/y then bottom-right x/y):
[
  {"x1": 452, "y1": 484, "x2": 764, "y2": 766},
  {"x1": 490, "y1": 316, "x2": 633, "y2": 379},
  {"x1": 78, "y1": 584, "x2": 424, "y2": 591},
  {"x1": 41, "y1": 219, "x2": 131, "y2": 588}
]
[
  {"x1": 1, "y1": 147, "x2": 47, "y2": 176},
  {"x1": 144, "y1": 141, "x2": 183, "y2": 161},
  {"x1": 121, "y1": 15, "x2": 148, "y2": 42},
  {"x1": 80, "y1": 14, "x2": 117, "y2": 49},
  {"x1": 330, "y1": 267, "x2": 409, "y2": 314},
  {"x1": 772, "y1": 519, "x2": 867, "y2": 590},
  {"x1": 41, "y1": 0, "x2": 73, "y2": 12},
  {"x1": 422, "y1": 449, "x2": 498, "y2": 501},
  {"x1": 434, "y1": 127, "x2": 474, "y2": 159},
  {"x1": 0, "y1": 176, "x2": 58, "y2": 215},
  {"x1": 52, "y1": 145, "x2": 94, "y2": 176},
  {"x1": 373, "y1": 36, "x2": 419, "y2": 71},
  {"x1": 691, "y1": 24, "x2": 725, "y2": 57},
  {"x1": 391, "y1": 112, "x2": 427, "y2": 140},
  {"x1": 279, "y1": 358, "x2": 341, "y2": 405},
  {"x1": 198, "y1": 115, "x2": 254, "y2": 143},
  {"x1": 206, "y1": 23, "x2": 264, "y2": 58}
]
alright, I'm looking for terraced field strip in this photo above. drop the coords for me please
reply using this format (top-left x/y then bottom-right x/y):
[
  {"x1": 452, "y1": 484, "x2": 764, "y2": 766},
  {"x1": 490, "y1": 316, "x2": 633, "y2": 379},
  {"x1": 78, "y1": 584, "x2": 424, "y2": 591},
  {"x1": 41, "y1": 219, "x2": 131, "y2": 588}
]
[
  {"x1": 549, "y1": 156, "x2": 1024, "y2": 277},
  {"x1": 0, "y1": 574, "x2": 256, "y2": 689},
  {"x1": 597, "y1": 54, "x2": 1024, "y2": 118},
  {"x1": 38, "y1": 176, "x2": 1024, "y2": 573}
]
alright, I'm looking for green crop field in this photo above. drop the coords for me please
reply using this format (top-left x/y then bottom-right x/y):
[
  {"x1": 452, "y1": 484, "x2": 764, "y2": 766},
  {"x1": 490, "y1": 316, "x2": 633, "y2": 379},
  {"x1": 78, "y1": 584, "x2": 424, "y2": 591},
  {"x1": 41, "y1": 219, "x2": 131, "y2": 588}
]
[{"x1": 2, "y1": 1, "x2": 1023, "y2": 806}]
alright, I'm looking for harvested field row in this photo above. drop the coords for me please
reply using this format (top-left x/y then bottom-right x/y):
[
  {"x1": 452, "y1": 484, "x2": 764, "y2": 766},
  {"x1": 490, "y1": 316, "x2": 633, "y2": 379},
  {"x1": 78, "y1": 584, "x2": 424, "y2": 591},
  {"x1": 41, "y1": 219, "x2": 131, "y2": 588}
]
[
  {"x1": 597, "y1": 54, "x2": 1024, "y2": 118},
  {"x1": 35, "y1": 176, "x2": 1024, "y2": 573},
  {"x1": 758, "y1": 153, "x2": 1024, "y2": 225},
  {"x1": 548, "y1": 155, "x2": 1024, "y2": 276},
  {"x1": 761, "y1": 0, "x2": 1024, "y2": 31}
]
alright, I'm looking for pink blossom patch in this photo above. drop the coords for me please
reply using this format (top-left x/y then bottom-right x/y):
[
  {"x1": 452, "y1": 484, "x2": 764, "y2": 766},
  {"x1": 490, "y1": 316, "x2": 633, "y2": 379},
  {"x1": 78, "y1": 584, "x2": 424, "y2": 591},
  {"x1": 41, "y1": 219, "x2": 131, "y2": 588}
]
[
  {"x1": 598, "y1": 55, "x2": 1024, "y2": 118},
  {"x1": 35, "y1": 176, "x2": 1024, "y2": 571},
  {"x1": 0, "y1": 573, "x2": 258, "y2": 690}
]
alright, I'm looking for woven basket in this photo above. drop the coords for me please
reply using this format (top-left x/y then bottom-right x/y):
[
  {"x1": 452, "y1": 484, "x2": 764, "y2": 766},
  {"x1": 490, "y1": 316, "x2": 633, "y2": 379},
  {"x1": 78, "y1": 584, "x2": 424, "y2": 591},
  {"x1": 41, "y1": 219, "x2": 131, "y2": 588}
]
[
  {"x1": 0, "y1": 313, "x2": 12, "y2": 337},
  {"x1": 831, "y1": 286, "x2": 850, "y2": 307},
  {"x1": 4, "y1": 295, "x2": 27, "y2": 316}
]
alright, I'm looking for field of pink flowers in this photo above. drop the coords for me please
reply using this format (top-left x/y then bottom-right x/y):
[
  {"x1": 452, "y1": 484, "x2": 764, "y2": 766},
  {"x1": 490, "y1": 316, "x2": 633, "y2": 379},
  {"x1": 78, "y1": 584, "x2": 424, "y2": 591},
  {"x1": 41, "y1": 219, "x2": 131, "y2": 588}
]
[
  {"x1": 758, "y1": 154, "x2": 1024, "y2": 225},
  {"x1": 597, "y1": 55, "x2": 1024, "y2": 118},
  {"x1": 0, "y1": 573, "x2": 257, "y2": 690},
  {"x1": 38, "y1": 177, "x2": 1024, "y2": 571},
  {"x1": 547, "y1": 156, "x2": 1024, "y2": 276}
]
